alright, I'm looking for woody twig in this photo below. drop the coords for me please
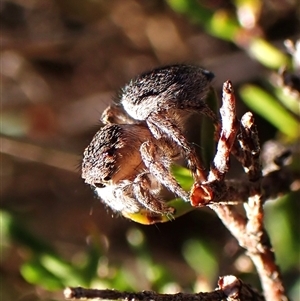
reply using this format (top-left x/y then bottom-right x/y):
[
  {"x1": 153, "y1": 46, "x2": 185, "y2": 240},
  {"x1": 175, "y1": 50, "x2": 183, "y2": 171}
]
[
  {"x1": 64, "y1": 275, "x2": 264, "y2": 301},
  {"x1": 190, "y1": 81, "x2": 288, "y2": 301}
]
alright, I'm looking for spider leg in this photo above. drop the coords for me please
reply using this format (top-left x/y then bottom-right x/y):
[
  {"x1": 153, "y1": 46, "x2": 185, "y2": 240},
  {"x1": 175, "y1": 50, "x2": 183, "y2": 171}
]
[
  {"x1": 95, "y1": 181, "x2": 141, "y2": 213},
  {"x1": 177, "y1": 98, "x2": 220, "y2": 133},
  {"x1": 146, "y1": 113, "x2": 208, "y2": 182},
  {"x1": 101, "y1": 105, "x2": 137, "y2": 125},
  {"x1": 132, "y1": 173, "x2": 175, "y2": 214},
  {"x1": 140, "y1": 140, "x2": 190, "y2": 202},
  {"x1": 192, "y1": 103, "x2": 221, "y2": 140}
]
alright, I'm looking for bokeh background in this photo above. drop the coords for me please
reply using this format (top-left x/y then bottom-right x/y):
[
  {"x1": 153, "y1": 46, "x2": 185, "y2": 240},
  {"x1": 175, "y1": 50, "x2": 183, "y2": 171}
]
[{"x1": 1, "y1": 1, "x2": 299, "y2": 300}]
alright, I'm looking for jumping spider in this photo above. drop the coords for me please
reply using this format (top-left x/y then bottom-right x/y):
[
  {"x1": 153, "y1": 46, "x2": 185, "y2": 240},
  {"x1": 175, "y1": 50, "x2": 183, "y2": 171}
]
[{"x1": 82, "y1": 64, "x2": 219, "y2": 217}]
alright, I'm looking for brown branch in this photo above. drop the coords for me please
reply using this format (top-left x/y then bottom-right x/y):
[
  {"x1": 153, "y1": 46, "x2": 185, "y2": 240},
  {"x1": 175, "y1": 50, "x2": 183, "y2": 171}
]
[
  {"x1": 235, "y1": 113, "x2": 287, "y2": 301},
  {"x1": 64, "y1": 287, "x2": 226, "y2": 301},
  {"x1": 236, "y1": 112, "x2": 262, "y2": 183},
  {"x1": 190, "y1": 80, "x2": 239, "y2": 206},
  {"x1": 218, "y1": 275, "x2": 265, "y2": 301},
  {"x1": 209, "y1": 204, "x2": 288, "y2": 301},
  {"x1": 189, "y1": 81, "x2": 289, "y2": 301},
  {"x1": 215, "y1": 167, "x2": 295, "y2": 205},
  {"x1": 208, "y1": 80, "x2": 240, "y2": 182},
  {"x1": 64, "y1": 275, "x2": 264, "y2": 301}
]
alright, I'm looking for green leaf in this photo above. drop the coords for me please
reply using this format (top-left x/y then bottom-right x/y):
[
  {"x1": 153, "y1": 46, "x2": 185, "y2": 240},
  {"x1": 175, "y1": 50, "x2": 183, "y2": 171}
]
[
  {"x1": 265, "y1": 193, "x2": 300, "y2": 271},
  {"x1": 21, "y1": 259, "x2": 63, "y2": 290},
  {"x1": 80, "y1": 236, "x2": 103, "y2": 285},
  {"x1": 182, "y1": 239, "x2": 218, "y2": 284},
  {"x1": 239, "y1": 84, "x2": 299, "y2": 139},
  {"x1": 171, "y1": 165, "x2": 194, "y2": 191},
  {"x1": 248, "y1": 38, "x2": 290, "y2": 69},
  {"x1": 273, "y1": 86, "x2": 300, "y2": 116},
  {"x1": 122, "y1": 197, "x2": 194, "y2": 225},
  {"x1": 3, "y1": 211, "x2": 55, "y2": 255},
  {"x1": 167, "y1": 0, "x2": 212, "y2": 23},
  {"x1": 167, "y1": 0, "x2": 240, "y2": 41},
  {"x1": 209, "y1": 10, "x2": 240, "y2": 41},
  {"x1": 39, "y1": 253, "x2": 86, "y2": 286},
  {"x1": 0, "y1": 211, "x2": 12, "y2": 251}
]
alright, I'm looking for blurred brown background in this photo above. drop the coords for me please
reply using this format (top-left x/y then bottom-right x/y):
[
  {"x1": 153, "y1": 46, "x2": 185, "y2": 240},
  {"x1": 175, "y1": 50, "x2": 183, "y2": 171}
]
[{"x1": 1, "y1": 1, "x2": 299, "y2": 300}]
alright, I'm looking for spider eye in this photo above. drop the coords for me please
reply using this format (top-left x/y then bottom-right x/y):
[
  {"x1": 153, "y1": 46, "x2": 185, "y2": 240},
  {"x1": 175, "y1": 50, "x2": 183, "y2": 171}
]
[
  {"x1": 106, "y1": 149, "x2": 115, "y2": 156},
  {"x1": 94, "y1": 183, "x2": 106, "y2": 188}
]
